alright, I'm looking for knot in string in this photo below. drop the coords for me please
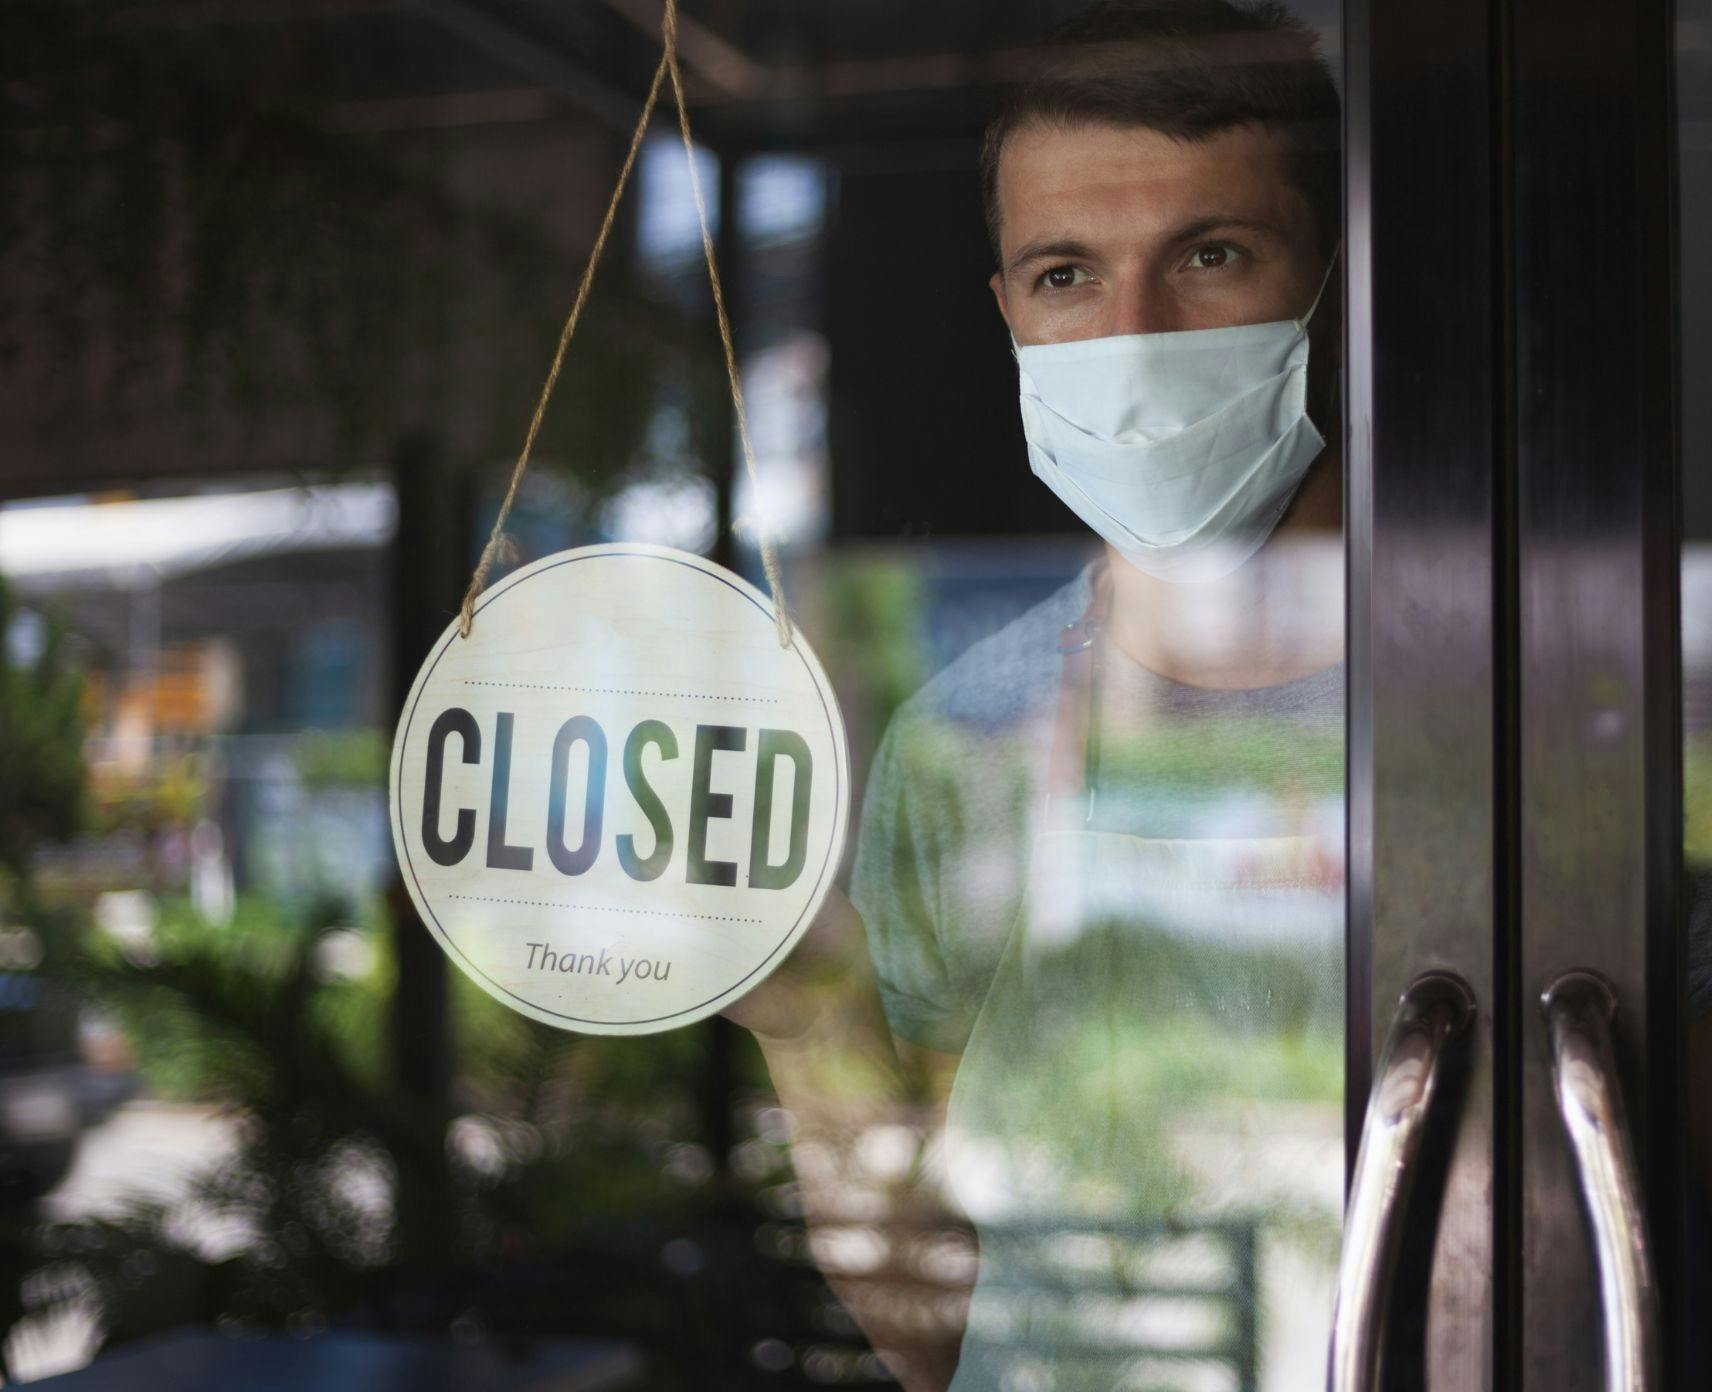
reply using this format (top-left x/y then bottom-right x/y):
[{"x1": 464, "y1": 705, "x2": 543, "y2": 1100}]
[{"x1": 457, "y1": 0, "x2": 793, "y2": 650}]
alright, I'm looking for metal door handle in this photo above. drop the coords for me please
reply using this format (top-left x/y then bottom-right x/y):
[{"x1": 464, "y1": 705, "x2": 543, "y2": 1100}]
[
  {"x1": 1328, "y1": 971, "x2": 1475, "y2": 1392},
  {"x1": 1541, "y1": 971, "x2": 1660, "y2": 1392}
]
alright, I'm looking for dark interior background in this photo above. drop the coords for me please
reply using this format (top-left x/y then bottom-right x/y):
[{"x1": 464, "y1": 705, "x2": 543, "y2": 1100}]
[{"x1": 0, "y1": 0, "x2": 1346, "y2": 540}]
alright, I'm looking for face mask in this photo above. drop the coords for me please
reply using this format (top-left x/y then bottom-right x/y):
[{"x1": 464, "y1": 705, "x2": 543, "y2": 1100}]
[{"x1": 1013, "y1": 257, "x2": 1336, "y2": 583}]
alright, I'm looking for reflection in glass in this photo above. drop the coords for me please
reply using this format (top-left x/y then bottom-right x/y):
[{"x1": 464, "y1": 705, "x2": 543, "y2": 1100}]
[{"x1": 843, "y1": 540, "x2": 1343, "y2": 1391}]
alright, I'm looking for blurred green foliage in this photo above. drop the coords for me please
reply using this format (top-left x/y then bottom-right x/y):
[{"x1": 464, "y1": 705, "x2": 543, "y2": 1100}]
[
  {"x1": 293, "y1": 730, "x2": 389, "y2": 791},
  {"x1": 0, "y1": 578, "x2": 87, "y2": 881},
  {"x1": 82, "y1": 895, "x2": 390, "y2": 1103},
  {"x1": 0, "y1": 570, "x2": 91, "y2": 1059},
  {"x1": 89, "y1": 755, "x2": 209, "y2": 839},
  {"x1": 0, "y1": 574, "x2": 90, "y2": 1381},
  {"x1": 53, "y1": 890, "x2": 739, "y2": 1352},
  {"x1": 1100, "y1": 716, "x2": 1344, "y2": 798},
  {"x1": 818, "y1": 559, "x2": 928, "y2": 742}
]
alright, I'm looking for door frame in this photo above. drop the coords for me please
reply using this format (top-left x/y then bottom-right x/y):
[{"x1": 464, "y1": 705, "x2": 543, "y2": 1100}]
[{"x1": 1346, "y1": 0, "x2": 1689, "y2": 1384}]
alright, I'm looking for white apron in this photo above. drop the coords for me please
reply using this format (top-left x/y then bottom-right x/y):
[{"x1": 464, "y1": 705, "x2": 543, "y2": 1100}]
[{"x1": 939, "y1": 575, "x2": 1344, "y2": 1392}]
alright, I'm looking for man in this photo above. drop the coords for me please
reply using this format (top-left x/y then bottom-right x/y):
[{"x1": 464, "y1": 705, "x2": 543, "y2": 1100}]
[{"x1": 727, "y1": 4, "x2": 1345, "y2": 1388}]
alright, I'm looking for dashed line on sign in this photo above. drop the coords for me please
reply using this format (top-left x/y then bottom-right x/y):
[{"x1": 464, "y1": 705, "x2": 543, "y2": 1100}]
[{"x1": 446, "y1": 894, "x2": 762, "y2": 924}]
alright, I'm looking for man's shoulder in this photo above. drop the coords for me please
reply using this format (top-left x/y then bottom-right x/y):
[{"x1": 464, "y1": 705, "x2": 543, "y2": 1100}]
[
  {"x1": 852, "y1": 562, "x2": 1095, "y2": 1056},
  {"x1": 888, "y1": 562, "x2": 1096, "y2": 741}
]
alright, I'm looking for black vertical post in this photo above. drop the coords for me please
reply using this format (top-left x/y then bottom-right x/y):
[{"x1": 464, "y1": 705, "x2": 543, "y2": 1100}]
[
  {"x1": 389, "y1": 432, "x2": 459, "y2": 1104},
  {"x1": 702, "y1": 149, "x2": 745, "y2": 1179},
  {"x1": 386, "y1": 431, "x2": 470, "y2": 1298},
  {"x1": 1232, "y1": 1222, "x2": 1258, "y2": 1392}
]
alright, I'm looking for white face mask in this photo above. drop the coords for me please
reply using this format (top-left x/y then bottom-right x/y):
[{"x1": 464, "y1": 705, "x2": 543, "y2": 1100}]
[{"x1": 1013, "y1": 257, "x2": 1337, "y2": 583}]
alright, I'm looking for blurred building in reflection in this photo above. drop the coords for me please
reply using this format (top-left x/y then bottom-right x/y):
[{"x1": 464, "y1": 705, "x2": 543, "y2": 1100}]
[{"x1": 4, "y1": 483, "x2": 398, "y2": 916}]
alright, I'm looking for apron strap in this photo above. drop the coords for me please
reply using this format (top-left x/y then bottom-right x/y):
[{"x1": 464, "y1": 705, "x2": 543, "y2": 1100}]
[{"x1": 1047, "y1": 563, "x2": 1112, "y2": 816}]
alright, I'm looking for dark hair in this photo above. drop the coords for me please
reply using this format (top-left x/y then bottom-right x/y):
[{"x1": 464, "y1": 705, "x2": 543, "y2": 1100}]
[{"x1": 980, "y1": 0, "x2": 1341, "y2": 262}]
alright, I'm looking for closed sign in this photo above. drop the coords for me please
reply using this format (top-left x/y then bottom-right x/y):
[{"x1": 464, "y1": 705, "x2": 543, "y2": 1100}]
[{"x1": 389, "y1": 544, "x2": 850, "y2": 1035}]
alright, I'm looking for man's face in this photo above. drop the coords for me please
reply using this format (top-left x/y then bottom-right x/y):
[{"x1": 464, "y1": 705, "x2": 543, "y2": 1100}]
[{"x1": 990, "y1": 119, "x2": 1327, "y2": 347}]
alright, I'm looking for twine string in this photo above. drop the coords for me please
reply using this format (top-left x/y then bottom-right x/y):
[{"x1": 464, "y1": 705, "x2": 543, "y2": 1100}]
[
  {"x1": 457, "y1": 0, "x2": 794, "y2": 648},
  {"x1": 660, "y1": 16, "x2": 791, "y2": 648}
]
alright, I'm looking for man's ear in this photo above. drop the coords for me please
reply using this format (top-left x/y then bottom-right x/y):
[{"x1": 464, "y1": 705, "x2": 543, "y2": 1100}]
[{"x1": 989, "y1": 270, "x2": 1011, "y2": 333}]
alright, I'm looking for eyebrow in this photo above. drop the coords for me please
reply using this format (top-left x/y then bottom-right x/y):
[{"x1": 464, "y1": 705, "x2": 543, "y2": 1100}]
[
  {"x1": 1170, "y1": 214, "x2": 1290, "y2": 245},
  {"x1": 1005, "y1": 239, "x2": 1097, "y2": 274},
  {"x1": 1004, "y1": 215, "x2": 1291, "y2": 275}
]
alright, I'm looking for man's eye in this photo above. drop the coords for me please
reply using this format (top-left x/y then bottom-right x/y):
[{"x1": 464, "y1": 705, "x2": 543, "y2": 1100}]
[
  {"x1": 1189, "y1": 243, "x2": 1242, "y2": 270},
  {"x1": 1039, "y1": 264, "x2": 1088, "y2": 291}
]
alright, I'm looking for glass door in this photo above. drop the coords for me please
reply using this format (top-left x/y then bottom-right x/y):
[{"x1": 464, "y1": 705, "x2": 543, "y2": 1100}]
[
  {"x1": 1343, "y1": 0, "x2": 1502, "y2": 1382},
  {"x1": 1344, "y1": 0, "x2": 1703, "y2": 1385},
  {"x1": 14, "y1": 1, "x2": 1712, "y2": 1389},
  {"x1": 1510, "y1": 0, "x2": 1683, "y2": 1385}
]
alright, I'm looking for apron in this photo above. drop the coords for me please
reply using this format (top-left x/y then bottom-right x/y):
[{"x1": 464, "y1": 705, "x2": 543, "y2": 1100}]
[{"x1": 941, "y1": 570, "x2": 1344, "y2": 1392}]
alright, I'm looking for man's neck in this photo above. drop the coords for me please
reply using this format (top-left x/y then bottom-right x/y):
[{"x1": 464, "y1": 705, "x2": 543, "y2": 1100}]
[{"x1": 1102, "y1": 444, "x2": 1345, "y2": 691}]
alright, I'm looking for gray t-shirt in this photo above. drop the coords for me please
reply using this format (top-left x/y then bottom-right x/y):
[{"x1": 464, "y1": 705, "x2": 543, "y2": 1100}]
[
  {"x1": 849, "y1": 563, "x2": 1345, "y2": 1055},
  {"x1": 850, "y1": 564, "x2": 1712, "y2": 1047}
]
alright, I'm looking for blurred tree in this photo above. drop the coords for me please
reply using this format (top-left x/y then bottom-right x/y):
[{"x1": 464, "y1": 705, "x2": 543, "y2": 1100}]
[
  {"x1": 0, "y1": 577, "x2": 87, "y2": 882},
  {"x1": 43, "y1": 891, "x2": 857, "y2": 1388},
  {"x1": 0, "y1": 572, "x2": 89, "y2": 1382}
]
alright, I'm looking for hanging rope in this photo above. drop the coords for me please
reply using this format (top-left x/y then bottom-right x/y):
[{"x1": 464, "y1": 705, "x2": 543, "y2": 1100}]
[{"x1": 457, "y1": 0, "x2": 793, "y2": 648}]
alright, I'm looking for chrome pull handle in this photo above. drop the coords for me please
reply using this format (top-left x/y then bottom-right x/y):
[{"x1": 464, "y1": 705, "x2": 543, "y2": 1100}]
[
  {"x1": 1328, "y1": 971, "x2": 1475, "y2": 1392},
  {"x1": 1541, "y1": 971, "x2": 1660, "y2": 1392}
]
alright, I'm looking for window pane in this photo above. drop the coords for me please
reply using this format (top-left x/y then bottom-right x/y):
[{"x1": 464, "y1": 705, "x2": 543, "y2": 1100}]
[{"x1": 0, "y1": 5, "x2": 1346, "y2": 1388}]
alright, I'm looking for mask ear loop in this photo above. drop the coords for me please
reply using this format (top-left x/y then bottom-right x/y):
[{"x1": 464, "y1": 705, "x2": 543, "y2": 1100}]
[{"x1": 1295, "y1": 245, "x2": 1343, "y2": 331}]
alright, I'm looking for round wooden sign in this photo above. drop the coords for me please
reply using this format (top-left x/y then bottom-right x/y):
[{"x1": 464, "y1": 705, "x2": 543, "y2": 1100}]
[{"x1": 389, "y1": 544, "x2": 849, "y2": 1035}]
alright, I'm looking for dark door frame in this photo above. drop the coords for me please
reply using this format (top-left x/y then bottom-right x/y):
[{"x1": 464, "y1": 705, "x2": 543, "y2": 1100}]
[{"x1": 1346, "y1": 0, "x2": 1688, "y2": 1384}]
